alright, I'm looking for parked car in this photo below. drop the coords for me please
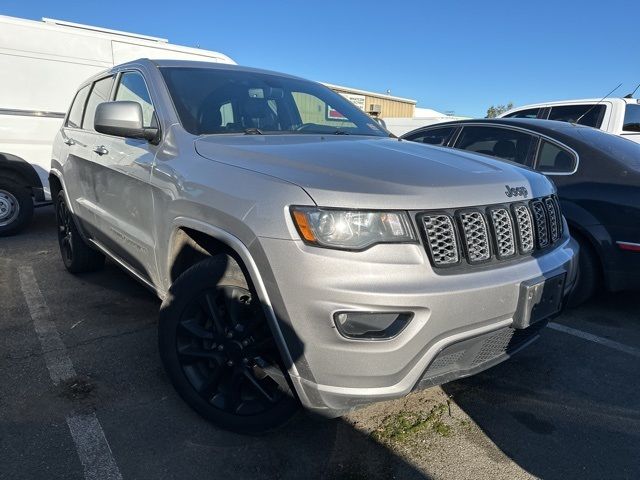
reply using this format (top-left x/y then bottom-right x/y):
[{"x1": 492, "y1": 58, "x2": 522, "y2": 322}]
[
  {"x1": 499, "y1": 97, "x2": 640, "y2": 144},
  {"x1": 0, "y1": 14, "x2": 234, "y2": 236},
  {"x1": 50, "y1": 60, "x2": 578, "y2": 433},
  {"x1": 402, "y1": 118, "x2": 640, "y2": 305}
]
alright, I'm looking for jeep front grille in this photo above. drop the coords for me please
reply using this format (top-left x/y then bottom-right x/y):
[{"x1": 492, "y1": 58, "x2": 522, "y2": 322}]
[{"x1": 419, "y1": 196, "x2": 563, "y2": 269}]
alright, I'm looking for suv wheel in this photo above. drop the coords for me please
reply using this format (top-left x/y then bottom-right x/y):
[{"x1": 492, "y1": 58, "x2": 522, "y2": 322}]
[
  {"x1": 159, "y1": 255, "x2": 299, "y2": 434},
  {"x1": 55, "y1": 191, "x2": 105, "y2": 273},
  {"x1": 0, "y1": 178, "x2": 34, "y2": 236}
]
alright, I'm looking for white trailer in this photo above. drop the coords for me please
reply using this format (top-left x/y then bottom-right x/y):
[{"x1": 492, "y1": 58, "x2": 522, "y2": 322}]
[{"x1": 0, "y1": 15, "x2": 235, "y2": 235}]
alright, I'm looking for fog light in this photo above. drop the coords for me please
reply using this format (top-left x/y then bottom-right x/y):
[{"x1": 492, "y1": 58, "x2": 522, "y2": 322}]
[{"x1": 333, "y1": 311, "x2": 413, "y2": 340}]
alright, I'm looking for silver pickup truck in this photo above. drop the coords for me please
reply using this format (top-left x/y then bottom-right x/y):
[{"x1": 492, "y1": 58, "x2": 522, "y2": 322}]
[{"x1": 50, "y1": 59, "x2": 578, "y2": 433}]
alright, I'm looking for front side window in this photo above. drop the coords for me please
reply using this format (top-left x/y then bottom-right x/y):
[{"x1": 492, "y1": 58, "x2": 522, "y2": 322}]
[
  {"x1": 503, "y1": 108, "x2": 541, "y2": 119},
  {"x1": 455, "y1": 126, "x2": 535, "y2": 165},
  {"x1": 548, "y1": 104, "x2": 606, "y2": 128},
  {"x1": 404, "y1": 126, "x2": 456, "y2": 146},
  {"x1": 82, "y1": 76, "x2": 114, "y2": 131},
  {"x1": 115, "y1": 72, "x2": 155, "y2": 127},
  {"x1": 623, "y1": 104, "x2": 640, "y2": 132},
  {"x1": 159, "y1": 67, "x2": 388, "y2": 137},
  {"x1": 536, "y1": 140, "x2": 576, "y2": 173},
  {"x1": 66, "y1": 85, "x2": 90, "y2": 128}
]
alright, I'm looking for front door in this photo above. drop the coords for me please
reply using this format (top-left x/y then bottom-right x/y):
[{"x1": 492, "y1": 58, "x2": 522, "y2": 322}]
[{"x1": 84, "y1": 71, "x2": 159, "y2": 284}]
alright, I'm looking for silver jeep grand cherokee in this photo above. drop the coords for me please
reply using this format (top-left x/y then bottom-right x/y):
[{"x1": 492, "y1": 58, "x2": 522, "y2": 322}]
[{"x1": 50, "y1": 59, "x2": 578, "y2": 433}]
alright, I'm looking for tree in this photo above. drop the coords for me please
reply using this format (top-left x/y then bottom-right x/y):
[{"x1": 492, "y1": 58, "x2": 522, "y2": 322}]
[{"x1": 486, "y1": 102, "x2": 514, "y2": 118}]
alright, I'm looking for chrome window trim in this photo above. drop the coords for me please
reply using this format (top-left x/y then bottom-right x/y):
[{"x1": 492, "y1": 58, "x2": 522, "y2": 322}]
[
  {"x1": 0, "y1": 108, "x2": 65, "y2": 119},
  {"x1": 417, "y1": 122, "x2": 580, "y2": 176}
]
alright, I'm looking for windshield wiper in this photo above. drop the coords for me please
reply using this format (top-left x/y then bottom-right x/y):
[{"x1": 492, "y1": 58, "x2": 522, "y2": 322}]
[
  {"x1": 244, "y1": 128, "x2": 264, "y2": 135},
  {"x1": 333, "y1": 130, "x2": 350, "y2": 135}
]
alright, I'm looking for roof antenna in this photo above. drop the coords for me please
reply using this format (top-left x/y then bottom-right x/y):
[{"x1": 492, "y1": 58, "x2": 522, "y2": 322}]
[
  {"x1": 574, "y1": 83, "x2": 622, "y2": 125},
  {"x1": 624, "y1": 83, "x2": 640, "y2": 99}
]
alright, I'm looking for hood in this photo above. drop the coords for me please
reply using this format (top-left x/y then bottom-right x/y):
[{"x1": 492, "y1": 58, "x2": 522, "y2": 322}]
[{"x1": 195, "y1": 135, "x2": 554, "y2": 209}]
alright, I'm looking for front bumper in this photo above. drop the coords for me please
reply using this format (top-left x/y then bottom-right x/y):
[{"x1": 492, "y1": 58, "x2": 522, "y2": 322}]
[{"x1": 256, "y1": 233, "x2": 578, "y2": 417}]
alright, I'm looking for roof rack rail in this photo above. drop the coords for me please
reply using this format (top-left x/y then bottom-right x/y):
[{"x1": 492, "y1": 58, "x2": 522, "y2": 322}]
[{"x1": 42, "y1": 17, "x2": 168, "y2": 43}]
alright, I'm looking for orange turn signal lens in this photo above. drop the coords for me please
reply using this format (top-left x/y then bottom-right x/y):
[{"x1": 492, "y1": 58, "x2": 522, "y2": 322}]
[{"x1": 291, "y1": 209, "x2": 317, "y2": 242}]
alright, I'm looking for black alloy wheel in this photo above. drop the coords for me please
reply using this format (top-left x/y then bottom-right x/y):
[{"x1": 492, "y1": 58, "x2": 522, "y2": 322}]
[
  {"x1": 54, "y1": 191, "x2": 104, "y2": 273},
  {"x1": 159, "y1": 256, "x2": 299, "y2": 433},
  {"x1": 56, "y1": 193, "x2": 74, "y2": 265}
]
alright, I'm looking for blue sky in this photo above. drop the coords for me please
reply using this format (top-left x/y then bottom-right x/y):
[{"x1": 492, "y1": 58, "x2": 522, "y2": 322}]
[{"x1": 3, "y1": 0, "x2": 639, "y2": 117}]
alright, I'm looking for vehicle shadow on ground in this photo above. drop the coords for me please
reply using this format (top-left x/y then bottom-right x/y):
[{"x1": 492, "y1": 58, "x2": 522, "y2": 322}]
[
  {"x1": 443, "y1": 292, "x2": 640, "y2": 479},
  {"x1": 27, "y1": 208, "x2": 429, "y2": 479}
]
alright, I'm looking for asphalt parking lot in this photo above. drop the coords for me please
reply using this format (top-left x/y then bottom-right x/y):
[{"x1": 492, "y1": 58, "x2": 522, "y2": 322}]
[{"x1": 1, "y1": 206, "x2": 639, "y2": 480}]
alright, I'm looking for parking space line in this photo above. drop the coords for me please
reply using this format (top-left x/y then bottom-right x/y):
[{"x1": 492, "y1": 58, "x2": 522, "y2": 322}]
[
  {"x1": 549, "y1": 322, "x2": 640, "y2": 358},
  {"x1": 18, "y1": 266, "x2": 76, "y2": 384},
  {"x1": 18, "y1": 266, "x2": 123, "y2": 480}
]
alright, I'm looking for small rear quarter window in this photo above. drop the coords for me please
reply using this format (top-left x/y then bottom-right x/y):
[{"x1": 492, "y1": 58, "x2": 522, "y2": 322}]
[
  {"x1": 66, "y1": 85, "x2": 90, "y2": 129},
  {"x1": 536, "y1": 140, "x2": 577, "y2": 173}
]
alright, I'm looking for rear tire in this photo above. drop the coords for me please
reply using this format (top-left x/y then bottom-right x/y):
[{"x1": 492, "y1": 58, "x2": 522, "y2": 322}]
[
  {"x1": 159, "y1": 255, "x2": 300, "y2": 434},
  {"x1": 55, "y1": 191, "x2": 105, "y2": 273},
  {"x1": 568, "y1": 236, "x2": 600, "y2": 307},
  {"x1": 0, "y1": 178, "x2": 34, "y2": 236}
]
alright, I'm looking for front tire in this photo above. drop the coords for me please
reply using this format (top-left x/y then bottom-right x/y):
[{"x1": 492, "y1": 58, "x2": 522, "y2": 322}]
[
  {"x1": 55, "y1": 191, "x2": 105, "y2": 273},
  {"x1": 159, "y1": 255, "x2": 299, "y2": 434},
  {"x1": 0, "y1": 178, "x2": 34, "y2": 236}
]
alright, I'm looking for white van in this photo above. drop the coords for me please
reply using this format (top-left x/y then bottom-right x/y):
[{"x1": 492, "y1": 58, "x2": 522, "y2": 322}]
[
  {"x1": 0, "y1": 15, "x2": 234, "y2": 235},
  {"x1": 499, "y1": 97, "x2": 640, "y2": 144}
]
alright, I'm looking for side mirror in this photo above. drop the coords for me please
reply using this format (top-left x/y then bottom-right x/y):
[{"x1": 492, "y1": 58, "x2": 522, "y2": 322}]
[{"x1": 94, "y1": 101, "x2": 158, "y2": 141}]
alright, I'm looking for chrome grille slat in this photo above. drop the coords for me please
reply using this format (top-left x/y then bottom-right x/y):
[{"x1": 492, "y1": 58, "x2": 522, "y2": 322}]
[
  {"x1": 459, "y1": 211, "x2": 490, "y2": 262},
  {"x1": 489, "y1": 208, "x2": 516, "y2": 258},
  {"x1": 422, "y1": 214, "x2": 459, "y2": 266},
  {"x1": 531, "y1": 200, "x2": 549, "y2": 248},
  {"x1": 513, "y1": 204, "x2": 535, "y2": 253},
  {"x1": 544, "y1": 197, "x2": 560, "y2": 242}
]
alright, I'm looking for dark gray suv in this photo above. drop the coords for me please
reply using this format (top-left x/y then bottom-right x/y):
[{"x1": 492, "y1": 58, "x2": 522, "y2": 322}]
[{"x1": 50, "y1": 59, "x2": 578, "y2": 433}]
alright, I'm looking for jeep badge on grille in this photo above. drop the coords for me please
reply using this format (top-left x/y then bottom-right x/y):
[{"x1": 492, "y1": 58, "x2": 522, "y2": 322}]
[{"x1": 505, "y1": 185, "x2": 528, "y2": 198}]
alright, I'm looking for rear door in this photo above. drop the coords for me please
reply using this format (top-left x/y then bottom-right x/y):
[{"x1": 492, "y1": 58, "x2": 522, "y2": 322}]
[
  {"x1": 59, "y1": 79, "x2": 113, "y2": 237},
  {"x1": 88, "y1": 69, "x2": 159, "y2": 282},
  {"x1": 453, "y1": 125, "x2": 538, "y2": 167}
]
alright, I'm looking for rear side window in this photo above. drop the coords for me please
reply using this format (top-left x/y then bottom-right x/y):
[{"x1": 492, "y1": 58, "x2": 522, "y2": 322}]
[
  {"x1": 66, "y1": 85, "x2": 90, "y2": 128},
  {"x1": 536, "y1": 140, "x2": 576, "y2": 173},
  {"x1": 623, "y1": 104, "x2": 640, "y2": 132},
  {"x1": 548, "y1": 104, "x2": 605, "y2": 128},
  {"x1": 455, "y1": 126, "x2": 535, "y2": 165},
  {"x1": 404, "y1": 126, "x2": 456, "y2": 146},
  {"x1": 82, "y1": 76, "x2": 114, "y2": 131},
  {"x1": 503, "y1": 108, "x2": 541, "y2": 119},
  {"x1": 115, "y1": 72, "x2": 155, "y2": 128}
]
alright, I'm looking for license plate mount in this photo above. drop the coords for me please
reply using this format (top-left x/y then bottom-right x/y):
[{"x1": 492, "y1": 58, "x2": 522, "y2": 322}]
[{"x1": 513, "y1": 273, "x2": 566, "y2": 329}]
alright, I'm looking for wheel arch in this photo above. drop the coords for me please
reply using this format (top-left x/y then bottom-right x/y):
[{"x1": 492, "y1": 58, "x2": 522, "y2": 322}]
[
  {"x1": 567, "y1": 221, "x2": 606, "y2": 286},
  {"x1": 0, "y1": 152, "x2": 43, "y2": 199},
  {"x1": 165, "y1": 218, "x2": 304, "y2": 391}
]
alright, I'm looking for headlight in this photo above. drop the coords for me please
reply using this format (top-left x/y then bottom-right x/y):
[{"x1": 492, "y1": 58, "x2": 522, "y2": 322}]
[{"x1": 290, "y1": 207, "x2": 416, "y2": 250}]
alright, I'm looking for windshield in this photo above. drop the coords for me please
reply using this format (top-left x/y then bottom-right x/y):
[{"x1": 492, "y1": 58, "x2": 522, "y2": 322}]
[{"x1": 160, "y1": 67, "x2": 388, "y2": 137}]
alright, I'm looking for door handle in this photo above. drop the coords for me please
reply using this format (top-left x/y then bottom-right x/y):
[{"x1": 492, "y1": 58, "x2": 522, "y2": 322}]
[
  {"x1": 93, "y1": 145, "x2": 109, "y2": 156},
  {"x1": 63, "y1": 138, "x2": 75, "y2": 146}
]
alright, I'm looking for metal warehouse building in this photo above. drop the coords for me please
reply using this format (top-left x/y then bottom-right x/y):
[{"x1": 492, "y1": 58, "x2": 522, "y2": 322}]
[{"x1": 322, "y1": 82, "x2": 416, "y2": 119}]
